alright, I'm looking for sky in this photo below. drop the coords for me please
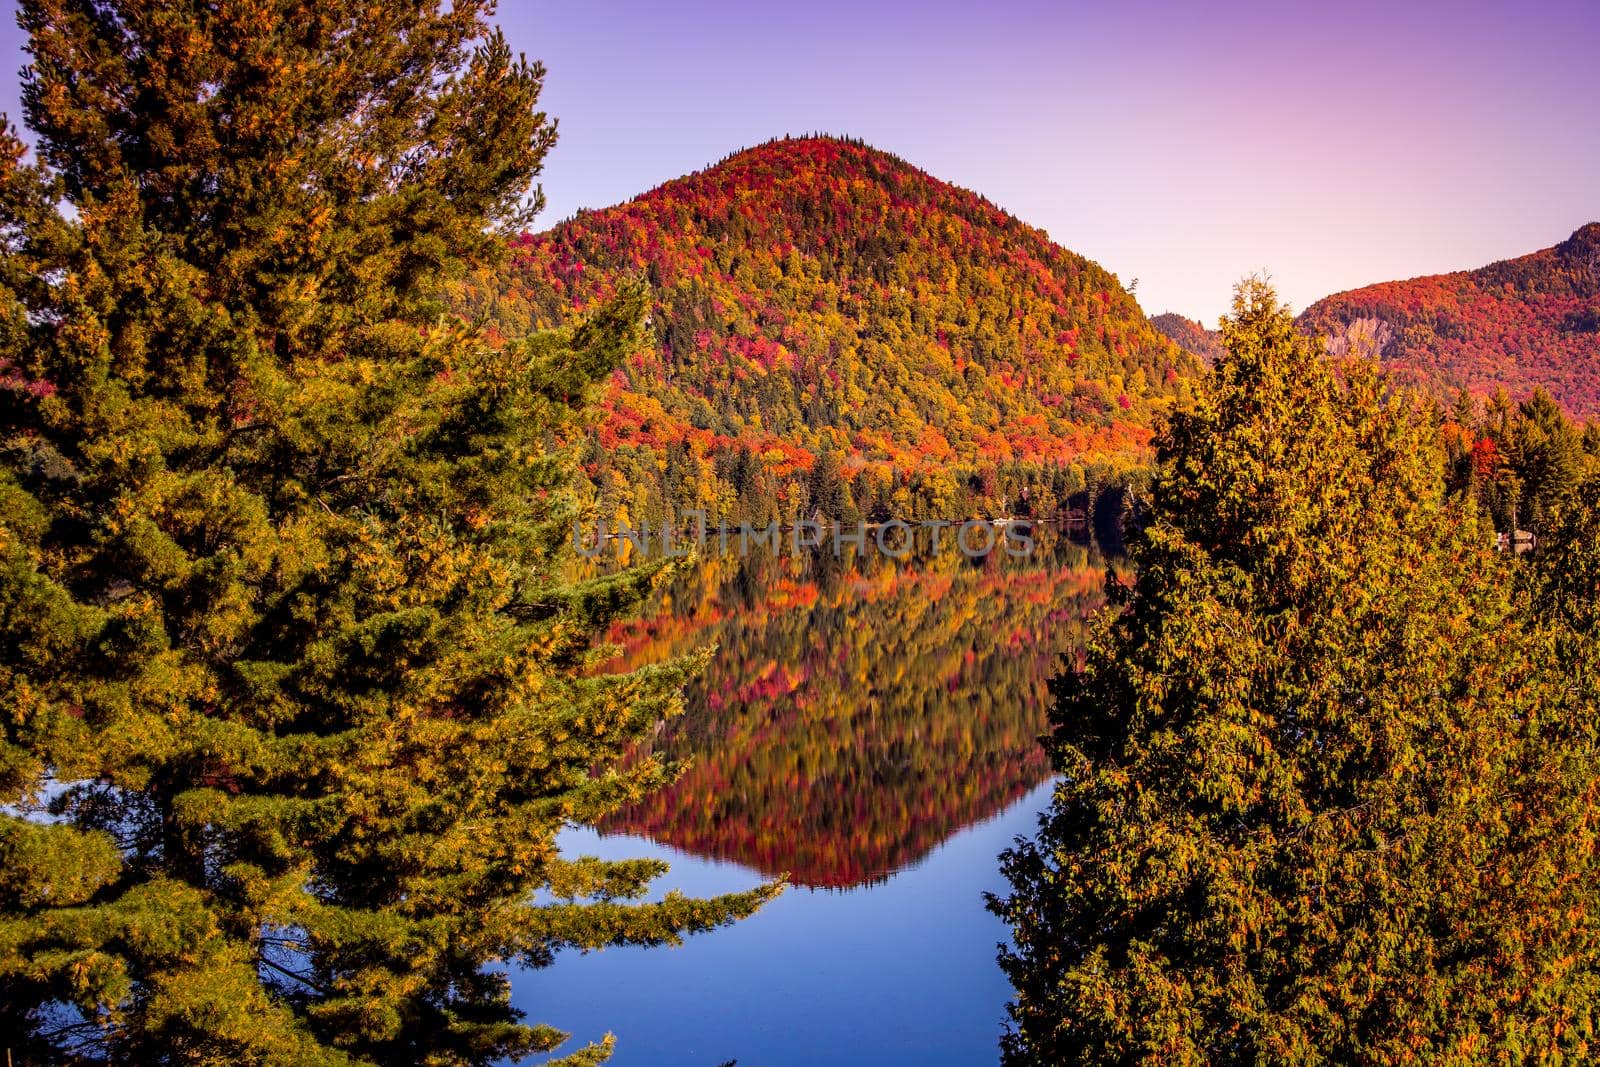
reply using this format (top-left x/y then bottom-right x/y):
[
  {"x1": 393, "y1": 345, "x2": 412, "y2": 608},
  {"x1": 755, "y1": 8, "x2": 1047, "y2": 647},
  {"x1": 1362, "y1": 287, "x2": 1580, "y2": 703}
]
[{"x1": 2, "y1": 0, "x2": 1597, "y2": 322}]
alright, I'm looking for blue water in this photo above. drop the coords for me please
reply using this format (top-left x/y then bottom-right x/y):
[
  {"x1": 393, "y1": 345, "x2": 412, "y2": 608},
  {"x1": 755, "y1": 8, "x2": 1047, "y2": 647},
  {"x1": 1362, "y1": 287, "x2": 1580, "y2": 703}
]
[{"x1": 518, "y1": 780, "x2": 1051, "y2": 1066}]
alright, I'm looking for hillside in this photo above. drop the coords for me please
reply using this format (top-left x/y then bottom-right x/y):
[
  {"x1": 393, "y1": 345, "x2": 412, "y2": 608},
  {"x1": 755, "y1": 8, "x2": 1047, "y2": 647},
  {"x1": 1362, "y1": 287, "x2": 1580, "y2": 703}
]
[
  {"x1": 1299, "y1": 224, "x2": 1600, "y2": 416},
  {"x1": 478, "y1": 136, "x2": 1197, "y2": 523},
  {"x1": 1151, "y1": 312, "x2": 1225, "y2": 365}
]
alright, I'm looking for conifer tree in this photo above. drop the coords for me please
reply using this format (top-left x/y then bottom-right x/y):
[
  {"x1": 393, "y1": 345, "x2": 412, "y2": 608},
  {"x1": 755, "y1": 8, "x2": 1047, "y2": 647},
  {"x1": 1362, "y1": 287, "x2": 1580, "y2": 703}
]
[
  {"x1": 1529, "y1": 472, "x2": 1600, "y2": 646},
  {"x1": 1511, "y1": 386, "x2": 1583, "y2": 532},
  {"x1": 808, "y1": 444, "x2": 847, "y2": 520},
  {"x1": 990, "y1": 279, "x2": 1600, "y2": 1065},
  {"x1": 0, "y1": 3, "x2": 775, "y2": 1063}
]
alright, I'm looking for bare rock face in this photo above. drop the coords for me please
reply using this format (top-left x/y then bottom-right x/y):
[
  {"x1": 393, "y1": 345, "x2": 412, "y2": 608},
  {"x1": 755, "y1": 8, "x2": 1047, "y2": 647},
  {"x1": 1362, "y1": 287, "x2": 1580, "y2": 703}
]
[
  {"x1": 1299, "y1": 224, "x2": 1600, "y2": 416},
  {"x1": 1318, "y1": 315, "x2": 1396, "y2": 362}
]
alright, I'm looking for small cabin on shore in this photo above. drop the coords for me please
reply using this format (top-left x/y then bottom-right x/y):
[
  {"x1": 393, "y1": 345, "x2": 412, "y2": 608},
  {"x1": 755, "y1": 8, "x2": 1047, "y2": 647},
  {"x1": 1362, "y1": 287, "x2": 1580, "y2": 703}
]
[{"x1": 1494, "y1": 529, "x2": 1537, "y2": 555}]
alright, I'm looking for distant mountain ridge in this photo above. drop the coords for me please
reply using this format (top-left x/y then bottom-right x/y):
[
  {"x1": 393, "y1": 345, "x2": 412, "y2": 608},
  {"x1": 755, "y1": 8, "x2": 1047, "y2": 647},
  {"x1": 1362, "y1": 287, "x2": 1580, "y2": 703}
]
[
  {"x1": 1299, "y1": 224, "x2": 1600, "y2": 416},
  {"x1": 1151, "y1": 312, "x2": 1225, "y2": 365},
  {"x1": 479, "y1": 136, "x2": 1198, "y2": 522}
]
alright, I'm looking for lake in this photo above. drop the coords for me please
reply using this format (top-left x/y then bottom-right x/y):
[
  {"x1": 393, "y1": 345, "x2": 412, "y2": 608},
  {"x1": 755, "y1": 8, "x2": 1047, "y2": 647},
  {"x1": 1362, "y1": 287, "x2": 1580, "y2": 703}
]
[{"x1": 520, "y1": 531, "x2": 1122, "y2": 1065}]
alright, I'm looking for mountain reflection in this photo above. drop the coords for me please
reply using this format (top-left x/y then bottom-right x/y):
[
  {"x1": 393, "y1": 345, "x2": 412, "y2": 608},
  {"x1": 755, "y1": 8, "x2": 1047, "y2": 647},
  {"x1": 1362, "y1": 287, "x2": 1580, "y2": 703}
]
[{"x1": 589, "y1": 531, "x2": 1122, "y2": 888}]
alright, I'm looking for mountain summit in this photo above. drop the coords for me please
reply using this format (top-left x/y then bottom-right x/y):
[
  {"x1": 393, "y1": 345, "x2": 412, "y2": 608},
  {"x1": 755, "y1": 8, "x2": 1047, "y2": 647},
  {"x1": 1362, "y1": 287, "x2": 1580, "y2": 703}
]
[
  {"x1": 489, "y1": 136, "x2": 1196, "y2": 522},
  {"x1": 1300, "y1": 224, "x2": 1600, "y2": 416},
  {"x1": 1151, "y1": 312, "x2": 1225, "y2": 365}
]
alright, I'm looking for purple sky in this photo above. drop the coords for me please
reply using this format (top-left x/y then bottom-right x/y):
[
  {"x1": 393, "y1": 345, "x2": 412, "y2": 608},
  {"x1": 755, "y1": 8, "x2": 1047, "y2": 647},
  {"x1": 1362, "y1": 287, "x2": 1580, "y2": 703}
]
[{"x1": 3, "y1": 0, "x2": 1597, "y2": 321}]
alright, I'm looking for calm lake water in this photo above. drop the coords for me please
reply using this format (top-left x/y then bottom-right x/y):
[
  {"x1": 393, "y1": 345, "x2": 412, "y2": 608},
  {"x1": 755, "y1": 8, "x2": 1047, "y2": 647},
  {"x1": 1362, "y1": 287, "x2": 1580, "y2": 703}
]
[{"x1": 520, "y1": 532, "x2": 1121, "y2": 1065}]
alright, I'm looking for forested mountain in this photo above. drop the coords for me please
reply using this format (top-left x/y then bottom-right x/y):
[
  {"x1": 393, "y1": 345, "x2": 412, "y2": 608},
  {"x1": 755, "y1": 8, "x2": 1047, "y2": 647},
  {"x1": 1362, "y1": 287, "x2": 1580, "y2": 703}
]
[
  {"x1": 1299, "y1": 224, "x2": 1600, "y2": 416},
  {"x1": 1151, "y1": 312, "x2": 1225, "y2": 365},
  {"x1": 467, "y1": 136, "x2": 1198, "y2": 523}
]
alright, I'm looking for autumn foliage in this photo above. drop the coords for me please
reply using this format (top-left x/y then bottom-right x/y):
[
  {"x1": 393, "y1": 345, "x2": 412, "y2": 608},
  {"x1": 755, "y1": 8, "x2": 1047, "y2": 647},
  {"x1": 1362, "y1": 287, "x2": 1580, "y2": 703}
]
[
  {"x1": 467, "y1": 136, "x2": 1198, "y2": 524},
  {"x1": 1300, "y1": 223, "x2": 1600, "y2": 417},
  {"x1": 1150, "y1": 312, "x2": 1225, "y2": 365}
]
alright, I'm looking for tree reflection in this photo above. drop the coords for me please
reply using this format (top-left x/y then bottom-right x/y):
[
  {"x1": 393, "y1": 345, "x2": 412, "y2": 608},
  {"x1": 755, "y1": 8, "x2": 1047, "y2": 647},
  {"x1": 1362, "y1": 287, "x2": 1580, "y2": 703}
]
[{"x1": 591, "y1": 531, "x2": 1122, "y2": 887}]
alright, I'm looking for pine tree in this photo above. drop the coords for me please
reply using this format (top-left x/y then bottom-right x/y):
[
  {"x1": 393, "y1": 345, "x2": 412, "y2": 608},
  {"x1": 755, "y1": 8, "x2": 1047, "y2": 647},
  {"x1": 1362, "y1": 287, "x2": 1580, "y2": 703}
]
[
  {"x1": 1510, "y1": 386, "x2": 1583, "y2": 532},
  {"x1": 1487, "y1": 386, "x2": 1516, "y2": 442},
  {"x1": 808, "y1": 444, "x2": 846, "y2": 520},
  {"x1": 0, "y1": 3, "x2": 775, "y2": 1063},
  {"x1": 1450, "y1": 387, "x2": 1479, "y2": 434},
  {"x1": 1529, "y1": 471, "x2": 1600, "y2": 645},
  {"x1": 990, "y1": 279, "x2": 1600, "y2": 1065}
]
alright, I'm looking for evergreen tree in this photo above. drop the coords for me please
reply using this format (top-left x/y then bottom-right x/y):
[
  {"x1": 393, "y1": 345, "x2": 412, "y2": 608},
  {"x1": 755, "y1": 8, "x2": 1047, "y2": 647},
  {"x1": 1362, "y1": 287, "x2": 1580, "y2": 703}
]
[
  {"x1": 1450, "y1": 387, "x2": 1479, "y2": 433},
  {"x1": 808, "y1": 444, "x2": 847, "y2": 520},
  {"x1": 1529, "y1": 471, "x2": 1600, "y2": 645},
  {"x1": 1486, "y1": 386, "x2": 1516, "y2": 443},
  {"x1": 1510, "y1": 386, "x2": 1583, "y2": 532},
  {"x1": 0, "y1": 3, "x2": 774, "y2": 1063},
  {"x1": 990, "y1": 279, "x2": 1600, "y2": 1065}
]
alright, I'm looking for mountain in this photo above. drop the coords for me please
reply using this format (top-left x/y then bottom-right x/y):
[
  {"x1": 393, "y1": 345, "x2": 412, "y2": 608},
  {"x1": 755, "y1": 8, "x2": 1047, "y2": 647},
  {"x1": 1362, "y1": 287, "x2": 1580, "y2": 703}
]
[
  {"x1": 478, "y1": 136, "x2": 1197, "y2": 523},
  {"x1": 1151, "y1": 312, "x2": 1225, "y2": 365},
  {"x1": 1299, "y1": 224, "x2": 1600, "y2": 416}
]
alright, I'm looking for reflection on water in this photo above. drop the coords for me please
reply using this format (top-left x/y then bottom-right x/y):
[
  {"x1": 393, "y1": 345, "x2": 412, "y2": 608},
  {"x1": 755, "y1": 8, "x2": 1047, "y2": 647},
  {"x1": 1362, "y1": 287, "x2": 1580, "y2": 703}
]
[
  {"x1": 593, "y1": 530, "x2": 1123, "y2": 888},
  {"x1": 520, "y1": 781, "x2": 1056, "y2": 1067},
  {"x1": 521, "y1": 531, "x2": 1122, "y2": 1065}
]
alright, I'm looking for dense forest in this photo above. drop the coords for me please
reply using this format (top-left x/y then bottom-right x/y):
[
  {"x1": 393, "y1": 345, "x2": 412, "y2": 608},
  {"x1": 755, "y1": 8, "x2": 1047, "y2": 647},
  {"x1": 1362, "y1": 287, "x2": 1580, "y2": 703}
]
[
  {"x1": 1300, "y1": 223, "x2": 1600, "y2": 416},
  {"x1": 1438, "y1": 384, "x2": 1600, "y2": 535},
  {"x1": 994, "y1": 279, "x2": 1600, "y2": 1065},
  {"x1": 459, "y1": 136, "x2": 1199, "y2": 525},
  {"x1": 2, "y1": 2, "x2": 1598, "y2": 1064}
]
